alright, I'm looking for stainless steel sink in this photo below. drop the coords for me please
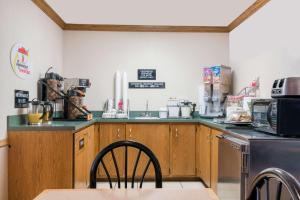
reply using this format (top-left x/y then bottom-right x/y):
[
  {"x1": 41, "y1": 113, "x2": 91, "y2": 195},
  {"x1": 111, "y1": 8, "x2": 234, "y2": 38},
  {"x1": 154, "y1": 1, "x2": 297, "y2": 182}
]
[{"x1": 134, "y1": 116, "x2": 160, "y2": 120}]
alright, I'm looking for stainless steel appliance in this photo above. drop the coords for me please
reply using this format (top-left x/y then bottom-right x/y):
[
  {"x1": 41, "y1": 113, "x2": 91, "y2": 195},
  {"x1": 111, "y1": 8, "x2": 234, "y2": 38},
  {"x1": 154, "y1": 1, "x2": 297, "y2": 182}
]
[
  {"x1": 271, "y1": 77, "x2": 300, "y2": 98},
  {"x1": 252, "y1": 98, "x2": 300, "y2": 137},
  {"x1": 251, "y1": 99, "x2": 273, "y2": 133},
  {"x1": 217, "y1": 129, "x2": 300, "y2": 200},
  {"x1": 201, "y1": 65, "x2": 232, "y2": 118},
  {"x1": 217, "y1": 134, "x2": 249, "y2": 200},
  {"x1": 247, "y1": 139, "x2": 300, "y2": 199}
]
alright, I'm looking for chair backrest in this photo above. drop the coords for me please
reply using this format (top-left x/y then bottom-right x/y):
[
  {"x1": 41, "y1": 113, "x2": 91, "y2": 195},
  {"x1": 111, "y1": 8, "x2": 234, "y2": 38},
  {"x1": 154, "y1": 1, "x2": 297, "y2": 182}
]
[
  {"x1": 89, "y1": 140, "x2": 162, "y2": 189},
  {"x1": 247, "y1": 168, "x2": 300, "y2": 200}
]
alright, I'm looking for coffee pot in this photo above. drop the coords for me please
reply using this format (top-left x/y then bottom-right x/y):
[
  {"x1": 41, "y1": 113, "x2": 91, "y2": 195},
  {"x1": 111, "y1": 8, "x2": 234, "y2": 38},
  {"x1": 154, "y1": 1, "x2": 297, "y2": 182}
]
[
  {"x1": 42, "y1": 101, "x2": 54, "y2": 124},
  {"x1": 27, "y1": 99, "x2": 45, "y2": 125}
]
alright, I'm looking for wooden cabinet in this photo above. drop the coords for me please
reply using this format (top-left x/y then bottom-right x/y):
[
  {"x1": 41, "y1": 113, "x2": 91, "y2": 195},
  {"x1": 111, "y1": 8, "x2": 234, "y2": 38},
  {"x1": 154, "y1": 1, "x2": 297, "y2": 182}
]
[
  {"x1": 98, "y1": 123, "x2": 126, "y2": 177},
  {"x1": 196, "y1": 125, "x2": 201, "y2": 178},
  {"x1": 8, "y1": 131, "x2": 73, "y2": 200},
  {"x1": 8, "y1": 122, "x2": 223, "y2": 200},
  {"x1": 210, "y1": 129, "x2": 222, "y2": 193},
  {"x1": 196, "y1": 125, "x2": 222, "y2": 192},
  {"x1": 170, "y1": 124, "x2": 196, "y2": 176},
  {"x1": 126, "y1": 124, "x2": 170, "y2": 177},
  {"x1": 198, "y1": 125, "x2": 211, "y2": 187},
  {"x1": 74, "y1": 129, "x2": 88, "y2": 188},
  {"x1": 86, "y1": 125, "x2": 96, "y2": 183},
  {"x1": 74, "y1": 125, "x2": 96, "y2": 188}
]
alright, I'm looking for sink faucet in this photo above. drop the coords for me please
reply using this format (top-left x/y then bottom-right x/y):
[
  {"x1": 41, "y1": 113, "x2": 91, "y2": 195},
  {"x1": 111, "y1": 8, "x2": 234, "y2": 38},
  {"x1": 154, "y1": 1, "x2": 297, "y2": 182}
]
[{"x1": 145, "y1": 100, "x2": 151, "y2": 117}]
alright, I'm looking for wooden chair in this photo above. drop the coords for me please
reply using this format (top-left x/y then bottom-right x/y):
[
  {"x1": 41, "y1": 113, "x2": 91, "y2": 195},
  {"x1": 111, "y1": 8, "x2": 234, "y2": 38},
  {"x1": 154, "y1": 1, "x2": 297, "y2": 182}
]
[
  {"x1": 89, "y1": 140, "x2": 162, "y2": 189},
  {"x1": 247, "y1": 168, "x2": 300, "y2": 200}
]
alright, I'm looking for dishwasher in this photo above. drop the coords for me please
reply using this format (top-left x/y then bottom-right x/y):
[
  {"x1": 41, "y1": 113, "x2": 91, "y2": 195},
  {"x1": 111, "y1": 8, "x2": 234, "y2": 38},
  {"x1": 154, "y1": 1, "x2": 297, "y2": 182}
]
[{"x1": 217, "y1": 134, "x2": 249, "y2": 200}]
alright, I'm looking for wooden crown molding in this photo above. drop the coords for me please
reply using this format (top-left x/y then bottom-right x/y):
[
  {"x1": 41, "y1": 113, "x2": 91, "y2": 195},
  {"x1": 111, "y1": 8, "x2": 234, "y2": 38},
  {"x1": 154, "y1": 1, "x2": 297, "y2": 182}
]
[
  {"x1": 0, "y1": 139, "x2": 8, "y2": 148},
  {"x1": 64, "y1": 24, "x2": 229, "y2": 32},
  {"x1": 228, "y1": 0, "x2": 270, "y2": 31},
  {"x1": 32, "y1": 0, "x2": 270, "y2": 32},
  {"x1": 32, "y1": 0, "x2": 65, "y2": 29}
]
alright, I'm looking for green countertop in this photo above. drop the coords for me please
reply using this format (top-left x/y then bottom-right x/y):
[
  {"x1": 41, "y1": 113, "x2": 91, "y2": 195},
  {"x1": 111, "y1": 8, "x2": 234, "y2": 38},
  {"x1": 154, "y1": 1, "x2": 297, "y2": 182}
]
[
  {"x1": 7, "y1": 112, "x2": 292, "y2": 141},
  {"x1": 8, "y1": 115, "x2": 202, "y2": 131}
]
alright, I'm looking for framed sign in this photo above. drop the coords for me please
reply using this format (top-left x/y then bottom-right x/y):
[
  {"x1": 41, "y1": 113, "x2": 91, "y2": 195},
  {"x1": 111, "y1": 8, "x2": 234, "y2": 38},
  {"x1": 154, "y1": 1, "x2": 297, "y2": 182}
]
[
  {"x1": 138, "y1": 69, "x2": 156, "y2": 80},
  {"x1": 15, "y1": 90, "x2": 29, "y2": 108},
  {"x1": 129, "y1": 82, "x2": 165, "y2": 89},
  {"x1": 10, "y1": 43, "x2": 32, "y2": 79}
]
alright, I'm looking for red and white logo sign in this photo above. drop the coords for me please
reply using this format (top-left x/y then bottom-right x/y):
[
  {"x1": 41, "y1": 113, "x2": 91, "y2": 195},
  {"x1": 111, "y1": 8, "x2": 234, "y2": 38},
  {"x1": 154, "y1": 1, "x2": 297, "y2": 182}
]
[{"x1": 10, "y1": 43, "x2": 32, "y2": 79}]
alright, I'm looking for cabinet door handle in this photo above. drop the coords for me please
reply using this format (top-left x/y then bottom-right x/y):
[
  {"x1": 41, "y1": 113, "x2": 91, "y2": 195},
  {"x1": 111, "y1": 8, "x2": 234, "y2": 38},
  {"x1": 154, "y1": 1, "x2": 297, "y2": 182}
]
[
  {"x1": 117, "y1": 128, "x2": 120, "y2": 137},
  {"x1": 129, "y1": 128, "x2": 132, "y2": 138},
  {"x1": 175, "y1": 128, "x2": 178, "y2": 137}
]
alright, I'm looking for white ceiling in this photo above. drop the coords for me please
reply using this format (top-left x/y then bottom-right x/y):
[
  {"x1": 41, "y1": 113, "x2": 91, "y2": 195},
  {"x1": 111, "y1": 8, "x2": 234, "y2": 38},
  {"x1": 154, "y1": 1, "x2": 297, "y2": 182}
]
[{"x1": 45, "y1": 0, "x2": 256, "y2": 26}]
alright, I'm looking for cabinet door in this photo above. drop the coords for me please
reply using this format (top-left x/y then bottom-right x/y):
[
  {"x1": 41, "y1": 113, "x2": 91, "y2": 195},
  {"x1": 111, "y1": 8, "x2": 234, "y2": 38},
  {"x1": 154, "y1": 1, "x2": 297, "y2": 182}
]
[
  {"x1": 171, "y1": 124, "x2": 196, "y2": 176},
  {"x1": 86, "y1": 125, "x2": 96, "y2": 183},
  {"x1": 99, "y1": 124, "x2": 126, "y2": 177},
  {"x1": 199, "y1": 125, "x2": 211, "y2": 187},
  {"x1": 8, "y1": 131, "x2": 73, "y2": 200},
  {"x1": 196, "y1": 125, "x2": 201, "y2": 177},
  {"x1": 126, "y1": 124, "x2": 170, "y2": 177},
  {"x1": 74, "y1": 130, "x2": 88, "y2": 188},
  {"x1": 211, "y1": 129, "x2": 221, "y2": 193}
]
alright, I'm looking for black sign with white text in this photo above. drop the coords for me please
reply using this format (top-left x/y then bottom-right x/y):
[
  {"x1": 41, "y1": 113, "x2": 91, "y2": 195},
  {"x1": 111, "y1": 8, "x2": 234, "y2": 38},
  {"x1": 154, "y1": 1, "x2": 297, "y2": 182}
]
[
  {"x1": 15, "y1": 90, "x2": 29, "y2": 108},
  {"x1": 129, "y1": 82, "x2": 165, "y2": 89},
  {"x1": 138, "y1": 69, "x2": 156, "y2": 80}
]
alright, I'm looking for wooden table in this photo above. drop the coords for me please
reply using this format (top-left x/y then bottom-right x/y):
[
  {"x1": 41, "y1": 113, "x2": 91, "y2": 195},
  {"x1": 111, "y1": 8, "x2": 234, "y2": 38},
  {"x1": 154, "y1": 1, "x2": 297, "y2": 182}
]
[{"x1": 34, "y1": 189, "x2": 219, "y2": 200}]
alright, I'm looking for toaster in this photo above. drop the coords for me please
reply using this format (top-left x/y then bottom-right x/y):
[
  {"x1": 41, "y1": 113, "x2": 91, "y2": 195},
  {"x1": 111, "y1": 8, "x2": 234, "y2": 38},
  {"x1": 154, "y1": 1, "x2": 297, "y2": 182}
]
[{"x1": 271, "y1": 77, "x2": 300, "y2": 98}]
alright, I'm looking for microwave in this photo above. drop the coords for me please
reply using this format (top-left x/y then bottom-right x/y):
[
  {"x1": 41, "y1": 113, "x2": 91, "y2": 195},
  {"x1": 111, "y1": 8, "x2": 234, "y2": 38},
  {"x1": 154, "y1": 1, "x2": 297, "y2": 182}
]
[{"x1": 252, "y1": 98, "x2": 300, "y2": 137}]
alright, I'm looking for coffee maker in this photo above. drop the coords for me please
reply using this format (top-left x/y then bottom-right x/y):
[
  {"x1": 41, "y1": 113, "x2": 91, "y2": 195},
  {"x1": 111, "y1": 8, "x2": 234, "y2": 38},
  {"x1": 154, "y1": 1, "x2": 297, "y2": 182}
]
[
  {"x1": 201, "y1": 65, "x2": 232, "y2": 118},
  {"x1": 63, "y1": 78, "x2": 92, "y2": 120},
  {"x1": 38, "y1": 68, "x2": 92, "y2": 121}
]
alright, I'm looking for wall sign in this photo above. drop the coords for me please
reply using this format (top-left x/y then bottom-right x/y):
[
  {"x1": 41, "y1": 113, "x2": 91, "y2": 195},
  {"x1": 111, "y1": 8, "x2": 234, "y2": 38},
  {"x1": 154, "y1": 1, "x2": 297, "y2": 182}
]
[
  {"x1": 15, "y1": 90, "x2": 29, "y2": 108},
  {"x1": 129, "y1": 82, "x2": 165, "y2": 89},
  {"x1": 10, "y1": 43, "x2": 32, "y2": 79},
  {"x1": 138, "y1": 69, "x2": 156, "y2": 80}
]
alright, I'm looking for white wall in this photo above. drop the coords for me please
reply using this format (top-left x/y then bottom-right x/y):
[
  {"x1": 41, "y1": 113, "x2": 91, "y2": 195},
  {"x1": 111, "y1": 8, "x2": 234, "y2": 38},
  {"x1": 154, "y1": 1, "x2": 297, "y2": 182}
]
[
  {"x1": 63, "y1": 31, "x2": 229, "y2": 110},
  {"x1": 0, "y1": 0, "x2": 64, "y2": 199},
  {"x1": 229, "y1": 0, "x2": 300, "y2": 97}
]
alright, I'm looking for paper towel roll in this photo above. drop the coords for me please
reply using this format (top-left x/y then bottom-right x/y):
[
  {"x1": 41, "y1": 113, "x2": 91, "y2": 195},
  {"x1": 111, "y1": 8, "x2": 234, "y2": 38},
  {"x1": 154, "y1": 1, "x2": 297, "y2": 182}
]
[
  {"x1": 122, "y1": 72, "x2": 128, "y2": 112},
  {"x1": 114, "y1": 71, "x2": 121, "y2": 110}
]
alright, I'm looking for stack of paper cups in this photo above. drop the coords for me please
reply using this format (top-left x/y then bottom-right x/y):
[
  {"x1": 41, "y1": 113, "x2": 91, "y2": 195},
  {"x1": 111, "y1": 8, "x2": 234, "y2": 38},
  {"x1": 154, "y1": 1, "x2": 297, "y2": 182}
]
[
  {"x1": 122, "y1": 72, "x2": 128, "y2": 112},
  {"x1": 114, "y1": 71, "x2": 121, "y2": 110}
]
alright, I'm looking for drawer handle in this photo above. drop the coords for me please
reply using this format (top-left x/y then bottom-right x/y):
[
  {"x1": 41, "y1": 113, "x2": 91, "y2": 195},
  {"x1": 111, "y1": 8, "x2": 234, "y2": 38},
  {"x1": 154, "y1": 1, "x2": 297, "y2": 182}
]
[
  {"x1": 117, "y1": 128, "x2": 120, "y2": 137},
  {"x1": 79, "y1": 138, "x2": 85, "y2": 150},
  {"x1": 129, "y1": 128, "x2": 132, "y2": 137}
]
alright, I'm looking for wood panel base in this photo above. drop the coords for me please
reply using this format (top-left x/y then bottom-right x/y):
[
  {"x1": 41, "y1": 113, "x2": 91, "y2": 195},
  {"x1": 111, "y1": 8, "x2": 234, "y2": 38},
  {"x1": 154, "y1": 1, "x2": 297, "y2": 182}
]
[{"x1": 0, "y1": 139, "x2": 8, "y2": 148}]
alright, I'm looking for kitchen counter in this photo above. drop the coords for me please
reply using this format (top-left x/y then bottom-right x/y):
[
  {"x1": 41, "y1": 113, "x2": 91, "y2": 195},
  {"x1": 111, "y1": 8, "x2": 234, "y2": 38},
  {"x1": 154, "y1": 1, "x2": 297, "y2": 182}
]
[{"x1": 7, "y1": 112, "x2": 291, "y2": 141}]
